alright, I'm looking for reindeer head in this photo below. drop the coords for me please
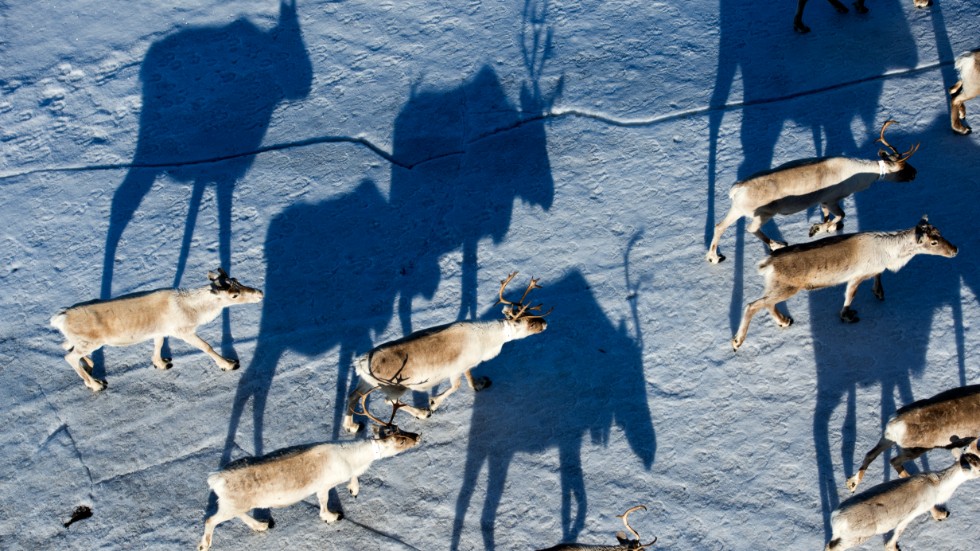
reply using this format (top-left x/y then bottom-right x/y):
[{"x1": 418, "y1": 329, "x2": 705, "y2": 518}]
[
  {"x1": 497, "y1": 272, "x2": 551, "y2": 336},
  {"x1": 207, "y1": 268, "x2": 264, "y2": 304},
  {"x1": 952, "y1": 440, "x2": 980, "y2": 476},
  {"x1": 914, "y1": 216, "x2": 958, "y2": 258},
  {"x1": 876, "y1": 120, "x2": 919, "y2": 182}
]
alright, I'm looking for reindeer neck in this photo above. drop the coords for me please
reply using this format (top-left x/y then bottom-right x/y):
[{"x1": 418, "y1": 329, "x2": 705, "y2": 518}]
[
  {"x1": 934, "y1": 462, "x2": 971, "y2": 504},
  {"x1": 335, "y1": 439, "x2": 385, "y2": 468},
  {"x1": 870, "y1": 228, "x2": 919, "y2": 272},
  {"x1": 177, "y1": 287, "x2": 226, "y2": 322}
]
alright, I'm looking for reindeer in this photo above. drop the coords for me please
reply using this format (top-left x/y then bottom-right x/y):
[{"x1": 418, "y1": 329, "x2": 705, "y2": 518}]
[
  {"x1": 825, "y1": 442, "x2": 980, "y2": 551},
  {"x1": 342, "y1": 272, "x2": 549, "y2": 433},
  {"x1": 198, "y1": 399, "x2": 419, "y2": 551},
  {"x1": 949, "y1": 49, "x2": 980, "y2": 135},
  {"x1": 50, "y1": 269, "x2": 262, "y2": 391},
  {"x1": 847, "y1": 384, "x2": 980, "y2": 492},
  {"x1": 537, "y1": 505, "x2": 657, "y2": 551},
  {"x1": 731, "y1": 217, "x2": 957, "y2": 351},
  {"x1": 706, "y1": 120, "x2": 919, "y2": 264},
  {"x1": 794, "y1": 0, "x2": 931, "y2": 34}
]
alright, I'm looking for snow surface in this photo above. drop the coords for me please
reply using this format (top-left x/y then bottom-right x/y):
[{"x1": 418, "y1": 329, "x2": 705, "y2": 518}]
[{"x1": 2, "y1": 0, "x2": 980, "y2": 549}]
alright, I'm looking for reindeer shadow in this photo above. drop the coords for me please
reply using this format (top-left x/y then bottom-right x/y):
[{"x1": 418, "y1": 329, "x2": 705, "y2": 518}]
[
  {"x1": 100, "y1": 1, "x2": 312, "y2": 360},
  {"x1": 220, "y1": 63, "x2": 555, "y2": 464},
  {"x1": 706, "y1": 0, "x2": 917, "y2": 334},
  {"x1": 450, "y1": 270, "x2": 655, "y2": 550}
]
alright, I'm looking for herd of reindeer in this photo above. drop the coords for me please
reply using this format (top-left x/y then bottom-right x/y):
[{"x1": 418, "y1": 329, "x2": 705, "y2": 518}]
[{"x1": 44, "y1": 2, "x2": 980, "y2": 549}]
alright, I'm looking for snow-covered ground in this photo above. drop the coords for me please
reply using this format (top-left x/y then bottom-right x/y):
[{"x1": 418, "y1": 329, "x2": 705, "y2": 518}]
[{"x1": 2, "y1": 0, "x2": 980, "y2": 549}]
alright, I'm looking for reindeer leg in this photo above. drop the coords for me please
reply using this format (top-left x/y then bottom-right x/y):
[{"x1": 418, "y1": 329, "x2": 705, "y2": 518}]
[
  {"x1": 66, "y1": 345, "x2": 107, "y2": 392},
  {"x1": 238, "y1": 513, "x2": 271, "y2": 532},
  {"x1": 429, "y1": 375, "x2": 463, "y2": 412},
  {"x1": 464, "y1": 369, "x2": 491, "y2": 392},
  {"x1": 812, "y1": 202, "x2": 845, "y2": 237},
  {"x1": 826, "y1": 0, "x2": 850, "y2": 13},
  {"x1": 871, "y1": 273, "x2": 885, "y2": 301},
  {"x1": 198, "y1": 506, "x2": 236, "y2": 551},
  {"x1": 152, "y1": 336, "x2": 172, "y2": 370},
  {"x1": 890, "y1": 447, "x2": 927, "y2": 478},
  {"x1": 733, "y1": 297, "x2": 769, "y2": 351},
  {"x1": 175, "y1": 331, "x2": 238, "y2": 370},
  {"x1": 348, "y1": 475, "x2": 359, "y2": 497},
  {"x1": 951, "y1": 90, "x2": 972, "y2": 135},
  {"x1": 317, "y1": 487, "x2": 341, "y2": 523},
  {"x1": 885, "y1": 518, "x2": 913, "y2": 551},
  {"x1": 847, "y1": 437, "x2": 893, "y2": 491},
  {"x1": 839, "y1": 279, "x2": 865, "y2": 323},
  {"x1": 748, "y1": 215, "x2": 786, "y2": 251},
  {"x1": 343, "y1": 379, "x2": 374, "y2": 434},
  {"x1": 706, "y1": 207, "x2": 741, "y2": 263}
]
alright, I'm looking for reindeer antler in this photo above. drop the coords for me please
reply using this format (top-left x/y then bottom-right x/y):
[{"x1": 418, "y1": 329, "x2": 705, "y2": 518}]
[
  {"x1": 876, "y1": 120, "x2": 919, "y2": 162},
  {"x1": 349, "y1": 386, "x2": 406, "y2": 429},
  {"x1": 497, "y1": 272, "x2": 552, "y2": 320},
  {"x1": 617, "y1": 505, "x2": 657, "y2": 549}
]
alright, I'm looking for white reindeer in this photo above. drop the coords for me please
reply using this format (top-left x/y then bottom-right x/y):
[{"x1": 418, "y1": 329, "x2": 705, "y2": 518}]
[
  {"x1": 706, "y1": 120, "x2": 918, "y2": 264},
  {"x1": 950, "y1": 49, "x2": 980, "y2": 135},
  {"x1": 731, "y1": 217, "x2": 957, "y2": 351},
  {"x1": 50, "y1": 268, "x2": 262, "y2": 391},
  {"x1": 198, "y1": 401, "x2": 419, "y2": 551},
  {"x1": 342, "y1": 272, "x2": 549, "y2": 434},
  {"x1": 536, "y1": 505, "x2": 657, "y2": 551},
  {"x1": 825, "y1": 441, "x2": 980, "y2": 551},
  {"x1": 847, "y1": 384, "x2": 980, "y2": 492}
]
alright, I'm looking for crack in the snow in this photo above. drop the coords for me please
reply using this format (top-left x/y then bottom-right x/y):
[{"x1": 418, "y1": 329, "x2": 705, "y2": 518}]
[{"x1": 0, "y1": 57, "x2": 956, "y2": 183}]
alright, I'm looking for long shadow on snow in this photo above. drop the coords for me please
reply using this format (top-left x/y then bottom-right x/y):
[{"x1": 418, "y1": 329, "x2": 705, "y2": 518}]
[
  {"x1": 220, "y1": 64, "x2": 554, "y2": 464},
  {"x1": 706, "y1": 0, "x2": 917, "y2": 335},
  {"x1": 100, "y1": 1, "x2": 312, "y2": 362},
  {"x1": 450, "y1": 270, "x2": 655, "y2": 550},
  {"x1": 809, "y1": 112, "x2": 980, "y2": 536}
]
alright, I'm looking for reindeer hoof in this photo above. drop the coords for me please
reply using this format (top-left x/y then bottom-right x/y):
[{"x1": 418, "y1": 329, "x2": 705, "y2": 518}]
[
  {"x1": 88, "y1": 379, "x2": 108, "y2": 392},
  {"x1": 731, "y1": 337, "x2": 743, "y2": 352},
  {"x1": 793, "y1": 20, "x2": 811, "y2": 34},
  {"x1": 840, "y1": 309, "x2": 860, "y2": 323},
  {"x1": 221, "y1": 359, "x2": 240, "y2": 371},
  {"x1": 473, "y1": 377, "x2": 492, "y2": 391},
  {"x1": 769, "y1": 240, "x2": 787, "y2": 251},
  {"x1": 706, "y1": 252, "x2": 725, "y2": 264},
  {"x1": 778, "y1": 316, "x2": 794, "y2": 328},
  {"x1": 933, "y1": 506, "x2": 950, "y2": 521},
  {"x1": 953, "y1": 125, "x2": 972, "y2": 135},
  {"x1": 846, "y1": 476, "x2": 860, "y2": 492},
  {"x1": 809, "y1": 224, "x2": 821, "y2": 238}
]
